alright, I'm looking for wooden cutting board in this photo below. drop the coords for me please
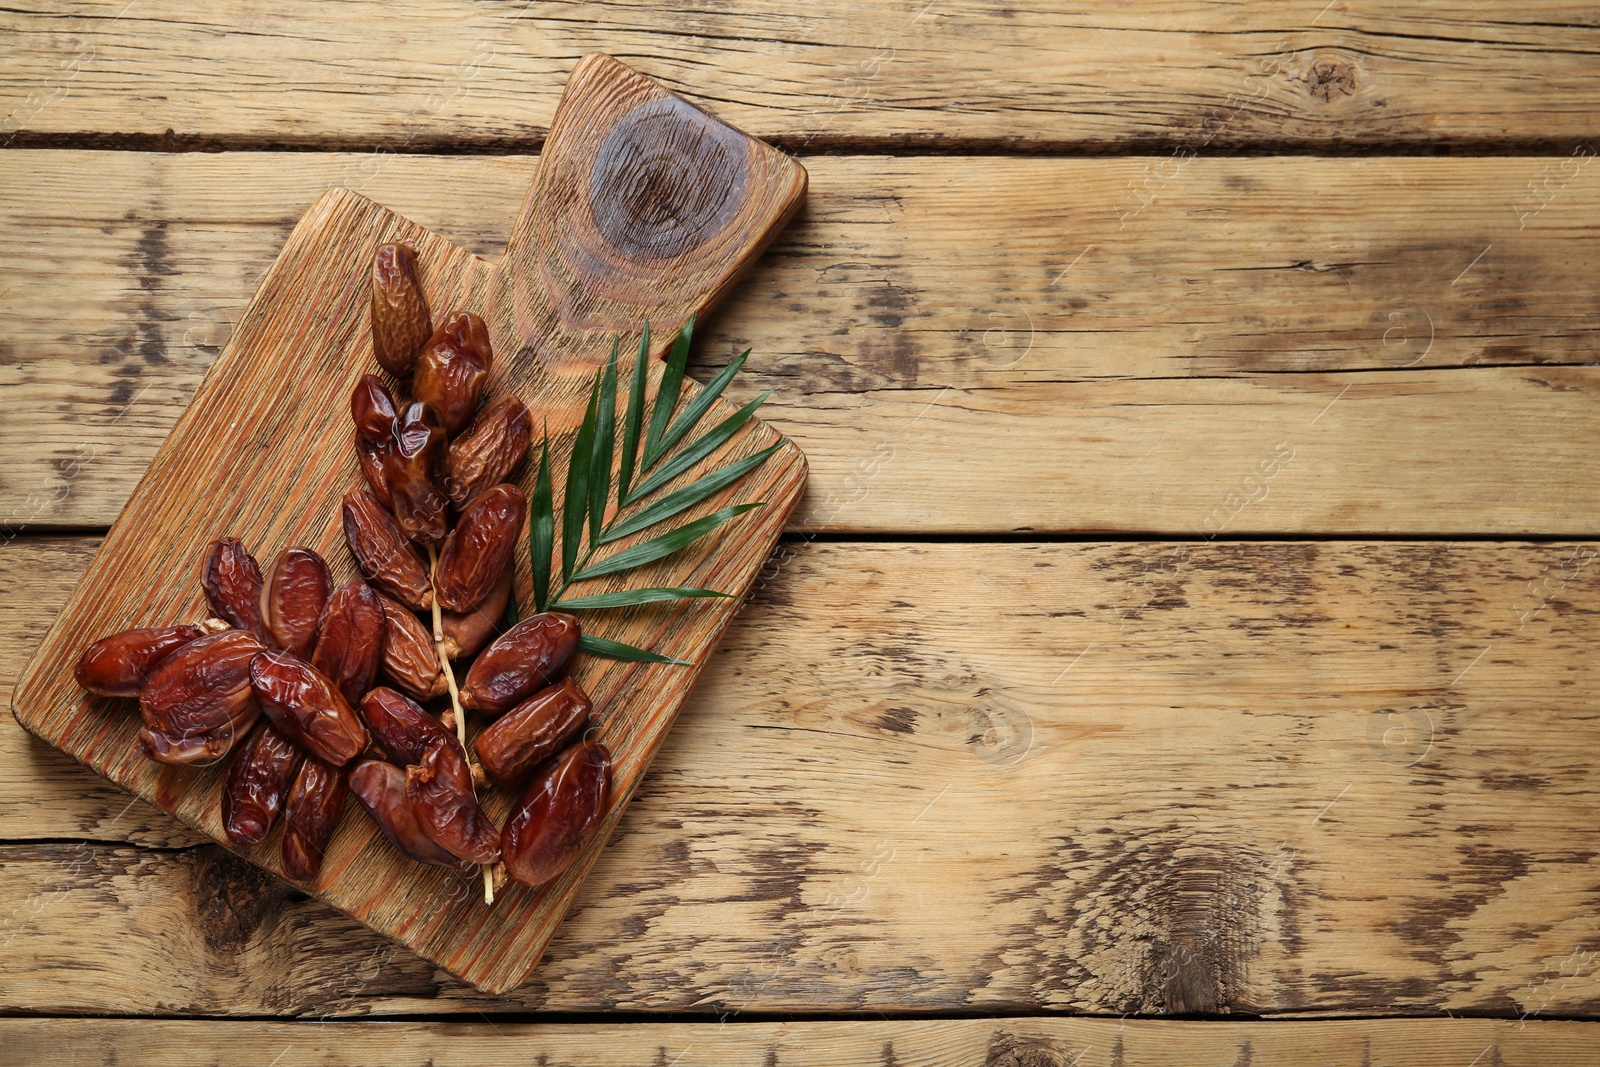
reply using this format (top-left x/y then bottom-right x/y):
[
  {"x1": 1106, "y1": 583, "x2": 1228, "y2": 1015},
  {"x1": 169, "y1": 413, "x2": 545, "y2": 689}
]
[{"x1": 9, "y1": 54, "x2": 808, "y2": 995}]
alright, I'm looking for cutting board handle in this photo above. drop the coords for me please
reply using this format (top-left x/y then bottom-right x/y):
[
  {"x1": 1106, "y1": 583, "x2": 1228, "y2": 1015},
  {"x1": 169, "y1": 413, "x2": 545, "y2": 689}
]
[{"x1": 495, "y1": 53, "x2": 807, "y2": 369}]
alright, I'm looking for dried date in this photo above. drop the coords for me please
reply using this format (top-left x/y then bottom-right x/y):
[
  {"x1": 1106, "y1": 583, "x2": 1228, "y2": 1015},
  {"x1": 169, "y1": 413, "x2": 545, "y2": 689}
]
[
  {"x1": 407, "y1": 737, "x2": 501, "y2": 865},
  {"x1": 221, "y1": 722, "x2": 302, "y2": 846},
  {"x1": 260, "y1": 547, "x2": 331, "y2": 656},
  {"x1": 281, "y1": 756, "x2": 349, "y2": 882},
  {"x1": 202, "y1": 537, "x2": 265, "y2": 636},
  {"x1": 376, "y1": 595, "x2": 447, "y2": 700},
  {"x1": 444, "y1": 395, "x2": 531, "y2": 508},
  {"x1": 249, "y1": 650, "x2": 370, "y2": 766},
  {"x1": 460, "y1": 612, "x2": 580, "y2": 717},
  {"x1": 350, "y1": 374, "x2": 398, "y2": 443},
  {"x1": 434, "y1": 484, "x2": 526, "y2": 613},
  {"x1": 501, "y1": 739, "x2": 612, "y2": 888},
  {"x1": 370, "y1": 242, "x2": 431, "y2": 379},
  {"x1": 474, "y1": 677, "x2": 591, "y2": 783},
  {"x1": 138, "y1": 629, "x2": 265, "y2": 765},
  {"x1": 382, "y1": 401, "x2": 450, "y2": 544},
  {"x1": 355, "y1": 435, "x2": 394, "y2": 510},
  {"x1": 439, "y1": 568, "x2": 511, "y2": 660},
  {"x1": 76, "y1": 622, "x2": 215, "y2": 698},
  {"x1": 342, "y1": 488, "x2": 432, "y2": 610},
  {"x1": 357, "y1": 686, "x2": 452, "y2": 766},
  {"x1": 349, "y1": 760, "x2": 463, "y2": 868},
  {"x1": 311, "y1": 580, "x2": 386, "y2": 706},
  {"x1": 412, "y1": 311, "x2": 492, "y2": 437}
]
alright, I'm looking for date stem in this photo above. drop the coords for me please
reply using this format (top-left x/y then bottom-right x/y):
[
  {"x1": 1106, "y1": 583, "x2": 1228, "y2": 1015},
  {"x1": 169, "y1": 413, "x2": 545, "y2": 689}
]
[
  {"x1": 427, "y1": 544, "x2": 494, "y2": 905},
  {"x1": 426, "y1": 544, "x2": 445, "y2": 643}
]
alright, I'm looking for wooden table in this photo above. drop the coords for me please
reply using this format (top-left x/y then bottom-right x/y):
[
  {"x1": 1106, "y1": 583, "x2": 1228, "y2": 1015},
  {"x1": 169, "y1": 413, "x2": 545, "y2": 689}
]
[{"x1": 3, "y1": 4, "x2": 1599, "y2": 1063}]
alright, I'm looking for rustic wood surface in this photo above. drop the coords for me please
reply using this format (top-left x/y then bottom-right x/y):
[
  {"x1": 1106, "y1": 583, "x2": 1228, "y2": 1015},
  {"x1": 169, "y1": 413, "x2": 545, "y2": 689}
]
[
  {"x1": 2, "y1": 1018, "x2": 1595, "y2": 1066},
  {"x1": 4, "y1": 536, "x2": 1600, "y2": 1018},
  {"x1": 6, "y1": 152, "x2": 1600, "y2": 534},
  {"x1": 8, "y1": 55, "x2": 811, "y2": 995},
  {"x1": 4, "y1": 2, "x2": 1599, "y2": 1062},
  {"x1": 3, "y1": 2, "x2": 1600, "y2": 150}
]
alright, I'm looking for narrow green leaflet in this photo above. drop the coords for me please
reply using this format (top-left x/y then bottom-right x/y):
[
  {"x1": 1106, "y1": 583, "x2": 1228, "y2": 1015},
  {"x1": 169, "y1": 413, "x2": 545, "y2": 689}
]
[
  {"x1": 529, "y1": 435, "x2": 554, "y2": 613},
  {"x1": 589, "y1": 341, "x2": 618, "y2": 547},
  {"x1": 553, "y1": 587, "x2": 732, "y2": 610},
  {"x1": 513, "y1": 324, "x2": 784, "y2": 668},
  {"x1": 571, "y1": 503, "x2": 764, "y2": 583},
  {"x1": 578, "y1": 632, "x2": 691, "y2": 665},
  {"x1": 616, "y1": 323, "x2": 650, "y2": 501},
  {"x1": 628, "y1": 391, "x2": 771, "y2": 504},
  {"x1": 502, "y1": 595, "x2": 520, "y2": 629},
  {"x1": 649, "y1": 347, "x2": 749, "y2": 467},
  {"x1": 642, "y1": 315, "x2": 693, "y2": 468},
  {"x1": 601, "y1": 443, "x2": 781, "y2": 545},
  {"x1": 561, "y1": 376, "x2": 600, "y2": 583}
]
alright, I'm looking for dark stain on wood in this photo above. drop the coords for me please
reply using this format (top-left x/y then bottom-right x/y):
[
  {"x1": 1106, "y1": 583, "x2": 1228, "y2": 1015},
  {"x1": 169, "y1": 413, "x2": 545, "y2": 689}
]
[
  {"x1": 987, "y1": 1030, "x2": 1078, "y2": 1067},
  {"x1": 874, "y1": 706, "x2": 919, "y2": 734},
  {"x1": 994, "y1": 825, "x2": 1284, "y2": 1013},
  {"x1": 192, "y1": 845, "x2": 285, "y2": 955}
]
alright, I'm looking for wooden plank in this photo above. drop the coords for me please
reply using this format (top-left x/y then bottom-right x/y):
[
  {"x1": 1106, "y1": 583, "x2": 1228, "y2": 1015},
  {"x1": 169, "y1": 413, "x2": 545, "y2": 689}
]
[
  {"x1": 6, "y1": 536, "x2": 1600, "y2": 1014},
  {"x1": 1, "y1": 1018, "x2": 1595, "y2": 1066},
  {"x1": 5, "y1": 152, "x2": 1600, "y2": 534},
  {"x1": 0, "y1": 537, "x2": 200, "y2": 847},
  {"x1": 9, "y1": 55, "x2": 813, "y2": 995},
  {"x1": 3, "y1": 3, "x2": 1600, "y2": 149}
]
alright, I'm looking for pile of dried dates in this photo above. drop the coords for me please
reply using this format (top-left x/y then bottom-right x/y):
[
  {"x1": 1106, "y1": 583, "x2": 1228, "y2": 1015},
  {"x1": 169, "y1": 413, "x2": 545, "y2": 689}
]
[{"x1": 74, "y1": 242, "x2": 613, "y2": 899}]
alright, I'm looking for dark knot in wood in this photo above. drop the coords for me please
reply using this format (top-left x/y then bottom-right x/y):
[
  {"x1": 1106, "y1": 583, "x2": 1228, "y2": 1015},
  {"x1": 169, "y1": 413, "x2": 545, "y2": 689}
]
[{"x1": 589, "y1": 96, "x2": 749, "y2": 261}]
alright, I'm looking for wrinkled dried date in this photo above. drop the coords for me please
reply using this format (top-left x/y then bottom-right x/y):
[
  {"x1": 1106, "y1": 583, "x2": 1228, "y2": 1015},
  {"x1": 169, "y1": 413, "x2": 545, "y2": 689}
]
[
  {"x1": 445, "y1": 395, "x2": 532, "y2": 508},
  {"x1": 407, "y1": 737, "x2": 501, "y2": 865},
  {"x1": 412, "y1": 311, "x2": 492, "y2": 437},
  {"x1": 434, "y1": 484, "x2": 526, "y2": 613},
  {"x1": 370, "y1": 242, "x2": 431, "y2": 378},
  {"x1": 502, "y1": 739, "x2": 612, "y2": 888},
  {"x1": 351, "y1": 374, "x2": 398, "y2": 443},
  {"x1": 281, "y1": 756, "x2": 349, "y2": 882},
  {"x1": 382, "y1": 401, "x2": 450, "y2": 544},
  {"x1": 376, "y1": 595, "x2": 447, "y2": 700},
  {"x1": 222, "y1": 722, "x2": 302, "y2": 846},
  {"x1": 250, "y1": 650, "x2": 370, "y2": 766},
  {"x1": 260, "y1": 547, "x2": 331, "y2": 656},
  {"x1": 358, "y1": 686, "x2": 452, "y2": 766},
  {"x1": 202, "y1": 537, "x2": 266, "y2": 636},
  {"x1": 440, "y1": 568, "x2": 511, "y2": 660},
  {"x1": 349, "y1": 760, "x2": 463, "y2": 868},
  {"x1": 474, "y1": 677, "x2": 591, "y2": 783},
  {"x1": 460, "y1": 612, "x2": 580, "y2": 716},
  {"x1": 343, "y1": 488, "x2": 432, "y2": 609},
  {"x1": 75, "y1": 622, "x2": 211, "y2": 697},
  {"x1": 355, "y1": 435, "x2": 394, "y2": 510},
  {"x1": 311, "y1": 580, "x2": 386, "y2": 706},
  {"x1": 138, "y1": 629, "x2": 265, "y2": 765}
]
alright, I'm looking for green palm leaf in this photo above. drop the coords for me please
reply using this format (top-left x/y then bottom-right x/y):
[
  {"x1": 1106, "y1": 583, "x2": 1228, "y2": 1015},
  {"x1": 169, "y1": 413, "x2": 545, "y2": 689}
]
[
  {"x1": 553, "y1": 587, "x2": 732, "y2": 610},
  {"x1": 642, "y1": 316, "x2": 693, "y2": 467},
  {"x1": 529, "y1": 434, "x2": 554, "y2": 613},
  {"x1": 628, "y1": 391, "x2": 771, "y2": 504},
  {"x1": 601, "y1": 443, "x2": 781, "y2": 545},
  {"x1": 571, "y1": 503, "x2": 763, "y2": 583},
  {"x1": 561, "y1": 375, "x2": 600, "y2": 583},
  {"x1": 617, "y1": 323, "x2": 650, "y2": 500},
  {"x1": 648, "y1": 347, "x2": 750, "y2": 469},
  {"x1": 589, "y1": 340, "x2": 618, "y2": 547},
  {"x1": 578, "y1": 632, "x2": 691, "y2": 665}
]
